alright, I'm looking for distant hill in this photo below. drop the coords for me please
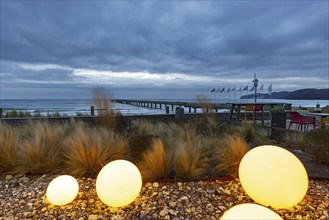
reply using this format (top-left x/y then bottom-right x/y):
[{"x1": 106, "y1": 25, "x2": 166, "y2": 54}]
[{"x1": 241, "y1": 88, "x2": 329, "y2": 100}]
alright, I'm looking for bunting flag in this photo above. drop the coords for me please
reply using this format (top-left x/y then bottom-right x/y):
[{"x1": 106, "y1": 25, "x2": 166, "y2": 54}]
[
  {"x1": 242, "y1": 85, "x2": 248, "y2": 91},
  {"x1": 216, "y1": 88, "x2": 221, "y2": 93},
  {"x1": 249, "y1": 86, "x2": 254, "y2": 92},
  {"x1": 227, "y1": 87, "x2": 230, "y2": 93},
  {"x1": 211, "y1": 88, "x2": 216, "y2": 92},
  {"x1": 231, "y1": 86, "x2": 235, "y2": 92},
  {"x1": 268, "y1": 83, "x2": 272, "y2": 95},
  {"x1": 220, "y1": 88, "x2": 225, "y2": 93},
  {"x1": 237, "y1": 86, "x2": 242, "y2": 92}
]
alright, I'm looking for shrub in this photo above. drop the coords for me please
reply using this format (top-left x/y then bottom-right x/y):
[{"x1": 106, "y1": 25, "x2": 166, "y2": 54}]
[
  {"x1": 215, "y1": 135, "x2": 249, "y2": 178},
  {"x1": 5, "y1": 109, "x2": 32, "y2": 118},
  {"x1": 64, "y1": 126, "x2": 129, "y2": 177},
  {"x1": 16, "y1": 121, "x2": 65, "y2": 174},
  {"x1": 137, "y1": 137, "x2": 172, "y2": 180},
  {"x1": 0, "y1": 123, "x2": 18, "y2": 173}
]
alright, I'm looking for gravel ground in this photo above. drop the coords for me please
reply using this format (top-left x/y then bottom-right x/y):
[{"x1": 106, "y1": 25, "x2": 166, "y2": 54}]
[{"x1": 0, "y1": 174, "x2": 328, "y2": 220}]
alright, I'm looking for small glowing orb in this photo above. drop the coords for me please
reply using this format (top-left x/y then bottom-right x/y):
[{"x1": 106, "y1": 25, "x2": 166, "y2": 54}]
[
  {"x1": 96, "y1": 160, "x2": 142, "y2": 207},
  {"x1": 239, "y1": 145, "x2": 308, "y2": 209},
  {"x1": 221, "y1": 203, "x2": 282, "y2": 220},
  {"x1": 46, "y1": 175, "x2": 79, "y2": 206}
]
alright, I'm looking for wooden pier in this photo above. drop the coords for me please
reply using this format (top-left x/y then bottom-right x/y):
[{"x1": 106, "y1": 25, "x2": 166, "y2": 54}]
[{"x1": 113, "y1": 99, "x2": 230, "y2": 113}]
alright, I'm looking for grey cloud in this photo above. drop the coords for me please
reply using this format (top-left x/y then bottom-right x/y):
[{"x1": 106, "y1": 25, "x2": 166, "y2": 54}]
[{"x1": 0, "y1": 1, "x2": 328, "y2": 99}]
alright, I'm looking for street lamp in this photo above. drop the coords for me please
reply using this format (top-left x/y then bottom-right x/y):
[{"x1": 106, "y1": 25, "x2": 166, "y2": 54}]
[{"x1": 252, "y1": 73, "x2": 258, "y2": 103}]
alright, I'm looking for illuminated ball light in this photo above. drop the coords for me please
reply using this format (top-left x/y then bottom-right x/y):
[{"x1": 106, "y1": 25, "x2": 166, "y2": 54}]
[
  {"x1": 96, "y1": 160, "x2": 142, "y2": 207},
  {"x1": 46, "y1": 175, "x2": 79, "y2": 206},
  {"x1": 239, "y1": 145, "x2": 308, "y2": 209},
  {"x1": 221, "y1": 203, "x2": 282, "y2": 220}
]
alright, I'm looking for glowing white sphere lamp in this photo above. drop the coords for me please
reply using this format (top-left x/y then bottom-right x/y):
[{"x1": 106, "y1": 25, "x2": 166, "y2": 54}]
[
  {"x1": 46, "y1": 175, "x2": 79, "y2": 206},
  {"x1": 239, "y1": 145, "x2": 308, "y2": 209},
  {"x1": 96, "y1": 160, "x2": 142, "y2": 207},
  {"x1": 221, "y1": 203, "x2": 282, "y2": 220}
]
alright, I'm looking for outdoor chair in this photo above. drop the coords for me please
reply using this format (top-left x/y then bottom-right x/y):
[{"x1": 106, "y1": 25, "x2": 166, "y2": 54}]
[
  {"x1": 288, "y1": 112, "x2": 316, "y2": 131},
  {"x1": 244, "y1": 104, "x2": 264, "y2": 125},
  {"x1": 244, "y1": 104, "x2": 254, "y2": 121},
  {"x1": 297, "y1": 109, "x2": 320, "y2": 125}
]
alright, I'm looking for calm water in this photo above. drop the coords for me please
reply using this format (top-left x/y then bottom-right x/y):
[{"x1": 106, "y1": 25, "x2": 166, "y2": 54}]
[{"x1": 1, "y1": 98, "x2": 328, "y2": 116}]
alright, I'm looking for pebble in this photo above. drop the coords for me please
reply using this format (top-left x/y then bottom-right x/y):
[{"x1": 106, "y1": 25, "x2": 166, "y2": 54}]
[
  {"x1": 19, "y1": 177, "x2": 30, "y2": 183},
  {"x1": 180, "y1": 196, "x2": 188, "y2": 201},
  {"x1": 88, "y1": 214, "x2": 98, "y2": 220},
  {"x1": 169, "y1": 202, "x2": 177, "y2": 208},
  {"x1": 316, "y1": 185, "x2": 323, "y2": 190},
  {"x1": 153, "y1": 182, "x2": 159, "y2": 188},
  {"x1": 296, "y1": 214, "x2": 303, "y2": 220},
  {"x1": 160, "y1": 208, "x2": 169, "y2": 216},
  {"x1": 5, "y1": 175, "x2": 13, "y2": 180}
]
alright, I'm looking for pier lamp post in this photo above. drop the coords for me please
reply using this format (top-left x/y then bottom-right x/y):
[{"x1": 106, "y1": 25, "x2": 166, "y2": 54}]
[{"x1": 252, "y1": 73, "x2": 258, "y2": 103}]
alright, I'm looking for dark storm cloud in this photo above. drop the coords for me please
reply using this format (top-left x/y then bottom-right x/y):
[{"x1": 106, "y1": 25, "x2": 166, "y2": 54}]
[{"x1": 0, "y1": 1, "x2": 328, "y2": 98}]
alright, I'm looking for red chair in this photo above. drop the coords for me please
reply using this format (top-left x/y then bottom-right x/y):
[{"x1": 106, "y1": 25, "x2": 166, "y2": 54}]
[{"x1": 289, "y1": 112, "x2": 315, "y2": 131}]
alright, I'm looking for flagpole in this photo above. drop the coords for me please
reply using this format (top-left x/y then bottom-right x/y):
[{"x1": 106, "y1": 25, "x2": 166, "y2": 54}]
[{"x1": 224, "y1": 88, "x2": 225, "y2": 102}]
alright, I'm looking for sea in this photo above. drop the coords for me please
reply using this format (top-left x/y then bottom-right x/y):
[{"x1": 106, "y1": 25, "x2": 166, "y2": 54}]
[{"x1": 1, "y1": 99, "x2": 329, "y2": 117}]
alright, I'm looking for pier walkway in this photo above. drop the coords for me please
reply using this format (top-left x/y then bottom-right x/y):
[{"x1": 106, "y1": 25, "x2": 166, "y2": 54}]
[{"x1": 113, "y1": 99, "x2": 230, "y2": 113}]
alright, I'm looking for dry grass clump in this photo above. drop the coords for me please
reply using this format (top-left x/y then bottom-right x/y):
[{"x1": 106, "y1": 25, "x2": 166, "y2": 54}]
[
  {"x1": 131, "y1": 119, "x2": 155, "y2": 136},
  {"x1": 174, "y1": 140, "x2": 210, "y2": 180},
  {"x1": 215, "y1": 135, "x2": 250, "y2": 178},
  {"x1": 283, "y1": 131, "x2": 306, "y2": 150},
  {"x1": 174, "y1": 127, "x2": 210, "y2": 180},
  {"x1": 304, "y1": 129, "x2": 329, "y2": 164},
  {"x1": 93, "y1": 87, "x2": 116, "y2": 130},
  {"x1": 137, "y1": 137, "x2": 172, "y2": 180},
  {"x1": 237, "y1": 122, "x2": 268, "y2": 145},
  {"x1": 64, "y1": 125, "x2": 129, "y2": 177},
  {"x1": 16, "y1": 121, "x2": 66, "y2": 174},
  {"x1": 0, "y1": 123, "x2": 18, "y2": 173}
]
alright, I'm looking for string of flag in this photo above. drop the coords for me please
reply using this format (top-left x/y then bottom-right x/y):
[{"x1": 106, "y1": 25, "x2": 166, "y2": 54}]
[{"x1": 210, "y1": 83, "x2": 273, "y2": 97}]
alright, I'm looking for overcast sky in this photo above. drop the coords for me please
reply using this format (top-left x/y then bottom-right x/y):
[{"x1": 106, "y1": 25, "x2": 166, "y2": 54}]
[{"x1": 1, "y1": 1, "x2": 328, "y2": 99}]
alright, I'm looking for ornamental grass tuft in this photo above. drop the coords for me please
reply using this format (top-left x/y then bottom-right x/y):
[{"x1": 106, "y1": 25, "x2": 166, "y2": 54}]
[
  {"x1": 137, "y1": 137, "x2": 172, "y2": 181},
  {"x1": 174, "y1": 127, "x2": 210, "y2": 180},
  {"x1": 215, "y1": 135, "x2": 249, "y2": 178},
  {"x1": 15, "y1": 121, "x2": 66, "y2": 174},
  {"x1": 131, "y1": 119, "x2": 154, "y2": 136},
  {"x1": 93, "y1": 87, "x2": 117, "y2": 130},
  {"x1": 0, "y1": 123, "x2": 18, "y2": 173},
  {"x1": 64, "y1": 125, "x2": 129, "y2": 177},
  {"x1": 304, "y1": 129, "x2": 329, "y2": 164}
]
